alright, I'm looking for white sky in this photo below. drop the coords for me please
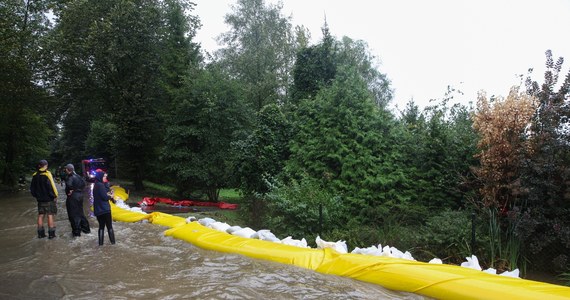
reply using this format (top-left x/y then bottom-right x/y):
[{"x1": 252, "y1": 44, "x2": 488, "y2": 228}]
[{"x1": 192, "y1": 0, "x2": 570, "y2": 111}]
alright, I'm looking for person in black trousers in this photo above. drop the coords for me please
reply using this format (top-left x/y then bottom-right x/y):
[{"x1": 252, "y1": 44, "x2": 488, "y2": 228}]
[
  {"x1": 64, "y1": 164, "x2": 91, "y2": 237},
  {"x1": 93, "y1": 170, "x2": 115, "y2": 245}
]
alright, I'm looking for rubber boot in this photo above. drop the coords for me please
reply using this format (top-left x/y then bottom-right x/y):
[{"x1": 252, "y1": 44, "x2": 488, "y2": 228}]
[
  {"x1": 48, "y1": 228, "x2": 56, "y2": 239},
  {"x1": 37, "y1": 227, "x2": 46, "y2": 239},
  {"x1": 108, "y1": 229, "x2": 115, "y2": 245},
  {"x1": 98, "y1": 229, "x2": 104, "y2": 246},
  {"x1": 72, "y1": 220, "x2": 81, "y2": 237},
  {"x1": 81, "y1": 220, "x2": 91, "y2": 234}
]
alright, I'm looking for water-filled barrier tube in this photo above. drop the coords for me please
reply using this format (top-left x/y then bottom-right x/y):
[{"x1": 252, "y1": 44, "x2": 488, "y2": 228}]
[
  {"x1": 109, "y1": 188, "x2": 570, "y2": 300},
  {"x1": 139, "y1": 197, "x2": 238, "y2": 210}
]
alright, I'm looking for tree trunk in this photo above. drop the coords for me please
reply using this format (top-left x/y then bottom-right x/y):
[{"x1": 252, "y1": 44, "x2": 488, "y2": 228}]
[{"x1": 206, "y1": 187, "x2": 219, "y2": 202}]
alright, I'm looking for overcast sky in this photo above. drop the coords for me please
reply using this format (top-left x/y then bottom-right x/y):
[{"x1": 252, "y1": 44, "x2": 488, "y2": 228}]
[{"x1": 191, "y1": 0, "x2": 570, "y2": 110}]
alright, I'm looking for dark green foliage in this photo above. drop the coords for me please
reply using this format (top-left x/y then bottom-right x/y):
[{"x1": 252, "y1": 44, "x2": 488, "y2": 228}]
[
  {"x1": 287, "y1": 66, "x2": 401, "y2": 223},
  {"x1": 398, "y1": 94, "x2": 478, "y2": 211},
  {"x1": 161, "y1": 66, "x2": 249, "y2": 201},
  {"x1": 49, "y1": 0, "x2": 201, "y2": 189},
  {"x1": 290, "y1": 23, "x2": 336, "y2": 103},
  {"x1": 326, "y1": 216, "x2": 421, "y2": 256},
  {"x1": 290, "y1": 25, "x2": 393, "y2": 108},
  {"x1": 231, "y1": 104, "x2": 292, "y2": 196},
  {"x1": 49, "y1": 0, "x2": 114, "y2": 163},
  {"x1": 229, "y1": 103, "x2": 291, "y2": 227},
  {"x1": 85, "y1": 119, "x2": 117, "y2": 164},
  {"x1": 102, "y1": 0, "x2": 163, "y2": 190},
  {"x1": 0, "y1": 0, "x2": 55, "y2": 185},
  {"x1": 263, "y1": 175, "x2": 346, "y2": 245},
  {"x1": 158, "y1": 0, "x2": 201, "y2": 105},
  {"x1": 417, "y1": 210, "x2": 477, "y2": 264}
]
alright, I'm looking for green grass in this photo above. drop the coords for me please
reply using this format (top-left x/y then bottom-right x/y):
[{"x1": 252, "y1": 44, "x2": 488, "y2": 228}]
[
  {"x1": 142, "y1": 180, "x2": 176, "y2": 194},
  {"x1": 111, "y1": 179, "x2": 247, "y2": 226},
  {"x1": 559, "y1": 272, "x2": 570, "y2": 286},
  {"x1": 219, "y1": 189, "x2": 241, "y2": 201}
]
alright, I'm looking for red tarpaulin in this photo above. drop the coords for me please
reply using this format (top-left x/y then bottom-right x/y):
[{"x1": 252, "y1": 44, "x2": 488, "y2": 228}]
[{"x1": 138, "y1": 197, "x2": 238, "y2": 210}]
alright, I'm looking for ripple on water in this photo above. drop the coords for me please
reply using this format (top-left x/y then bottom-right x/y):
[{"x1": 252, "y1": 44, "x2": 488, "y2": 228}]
[{"x1": 0, "y1": 194, "x2": 430, "y2": 299}]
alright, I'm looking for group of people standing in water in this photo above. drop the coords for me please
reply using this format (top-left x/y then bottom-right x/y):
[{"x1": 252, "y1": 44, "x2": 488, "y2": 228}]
[{"x1": 29, "y1": 159, "x2": 117, "y2": 246}]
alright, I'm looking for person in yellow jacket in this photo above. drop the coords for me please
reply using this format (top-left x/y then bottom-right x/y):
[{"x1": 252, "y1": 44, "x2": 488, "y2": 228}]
[{"x1": 30, "y1": 160, "x2": 58, "y2": 239}]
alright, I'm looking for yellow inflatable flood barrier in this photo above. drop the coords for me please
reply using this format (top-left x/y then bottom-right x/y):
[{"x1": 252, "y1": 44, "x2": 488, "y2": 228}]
[
  {"x1": 109, "y1": 192, "x2": 570, "y2": 300},
  {"x1": 165, "y1": 221, "x2": 325, "y2": 270},
  {"x1": 110, "y1": 185, "x2": 129, "y2": 201}
]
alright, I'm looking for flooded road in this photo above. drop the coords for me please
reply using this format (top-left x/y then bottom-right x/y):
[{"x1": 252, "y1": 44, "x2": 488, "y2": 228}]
[{"x1": 0, "y1": 186, "x2": 428, "y2": 299}]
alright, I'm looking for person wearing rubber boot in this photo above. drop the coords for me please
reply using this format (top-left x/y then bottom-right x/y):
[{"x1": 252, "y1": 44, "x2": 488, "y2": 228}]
[
  {"x1": 30, "y1": 160, "x2": 58, "y2": 239},
  {"x1": 93, "y1": 170, "x2": 115, "y2": 245},
  {"x1": 64, "y1": 164, "x2": 91, "y2": 237}
]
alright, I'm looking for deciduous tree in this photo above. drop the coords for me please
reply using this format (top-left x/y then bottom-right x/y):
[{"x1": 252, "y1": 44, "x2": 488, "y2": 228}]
[
  {"x1": 0, "y1": 0, "x2": 55, "y2": 185},
  {"x1": 472, "y1": 88, "x2": 536, "y2": 210},
  {"x1": 216, "y1": 0, "x2": 296, "y2": 110},
  {"x1": 518, "y1": 50, "x2": 570, "y2": 269},
  {"x1": 161, "y1": 65, "x2": 250, "y2": 201}
]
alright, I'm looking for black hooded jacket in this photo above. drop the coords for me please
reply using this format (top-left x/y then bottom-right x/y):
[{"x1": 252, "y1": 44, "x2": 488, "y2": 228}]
[{"x1": 30, "y1": 168, "x2": 58, "y2": 202}]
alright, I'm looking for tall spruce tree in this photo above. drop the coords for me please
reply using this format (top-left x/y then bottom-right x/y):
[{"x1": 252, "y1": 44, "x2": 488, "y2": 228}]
[
  {"x1": 291, "y1": 24, "x2": 392, "y2": 109},
  {"x1": 290, "y1": 22, "x2": 336, "y2": 104},
  {"x1": 287, "y1": 66, "x2": 399, "y2": 222}
]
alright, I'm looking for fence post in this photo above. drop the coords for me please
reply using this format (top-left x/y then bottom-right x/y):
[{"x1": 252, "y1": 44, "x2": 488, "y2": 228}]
[
  {"x1": 471, "y1": 212, "x2": 476, "y2": 254},
  {"x1": 319, "y1": 203, "x2": 323, "y2": 237}
]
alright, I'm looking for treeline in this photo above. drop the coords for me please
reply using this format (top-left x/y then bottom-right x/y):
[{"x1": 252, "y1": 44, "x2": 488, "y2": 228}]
[{"x1": 1, "y1": 0, "x2": 569, "y2": 278}]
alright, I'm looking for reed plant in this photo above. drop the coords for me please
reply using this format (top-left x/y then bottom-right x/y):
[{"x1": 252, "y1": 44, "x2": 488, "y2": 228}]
[{"x1": 486, "y1": 207, "x2": 526, "y2": 275}]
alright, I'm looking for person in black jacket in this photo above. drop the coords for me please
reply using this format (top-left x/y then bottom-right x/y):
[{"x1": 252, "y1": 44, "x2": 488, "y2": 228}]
[
  {"x1": 64, "y1": 164, "x2": 91, "y2": 237},
  {"x1": 93, "y1": 170, "x2": 115, "y2": 245},
  {"x1": 30, "y1": 160, "x2": 58, "y2": 239}
]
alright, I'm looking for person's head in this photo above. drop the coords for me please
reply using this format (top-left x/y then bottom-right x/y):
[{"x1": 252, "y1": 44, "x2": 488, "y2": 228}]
[
  {"x1": 65, "y1": 164, "x2": 75, "y2": 174},
  {"x1": 94, "y1": 170, "x2": 106, "y2": 183},
  {"x1": 38, "y1": 160, "x2": 48, "y2": 170}
]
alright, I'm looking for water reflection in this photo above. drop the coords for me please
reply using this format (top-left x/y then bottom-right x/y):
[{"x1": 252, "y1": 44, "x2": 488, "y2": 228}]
[{"x1": 0, "y1": 187, "x2": 428, "y2": 299}]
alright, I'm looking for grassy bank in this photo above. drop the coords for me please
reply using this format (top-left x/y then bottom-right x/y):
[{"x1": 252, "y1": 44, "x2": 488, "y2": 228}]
[{"x1": 111, "y1": 179, "x2": 246, "y2": 226}]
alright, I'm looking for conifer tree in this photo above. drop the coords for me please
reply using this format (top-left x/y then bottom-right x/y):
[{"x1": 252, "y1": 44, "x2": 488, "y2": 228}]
[{"x1": 287, "y1": 66, "x2": 398, "y2": 221}]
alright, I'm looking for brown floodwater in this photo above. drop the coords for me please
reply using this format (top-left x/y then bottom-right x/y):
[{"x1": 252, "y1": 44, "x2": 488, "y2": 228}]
[{"x1": 0, "y1": 185, "x2": 429, "y2": 299}]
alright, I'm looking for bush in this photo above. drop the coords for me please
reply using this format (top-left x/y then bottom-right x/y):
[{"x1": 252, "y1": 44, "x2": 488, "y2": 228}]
[
  {"x1": 263, "y1": 176, "x2": 346, "y2": 244},
  {"x1": 417, "y1": 209, "x2": 478, "y2": 264}
]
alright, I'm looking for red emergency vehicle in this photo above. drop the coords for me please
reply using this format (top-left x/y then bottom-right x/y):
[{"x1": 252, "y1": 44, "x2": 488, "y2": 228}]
[{"x1": 81, "y1": 158, "x2": 108, "y2": 181}]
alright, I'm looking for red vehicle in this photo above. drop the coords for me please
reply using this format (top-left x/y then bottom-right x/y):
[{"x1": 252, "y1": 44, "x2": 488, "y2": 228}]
[{"x1": 81, "y1": 158, "x2": 108, "y2": 181}]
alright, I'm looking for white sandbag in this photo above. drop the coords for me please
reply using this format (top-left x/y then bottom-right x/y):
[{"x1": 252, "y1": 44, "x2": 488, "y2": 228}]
[
  {"x1": 198, "y1": 217, "x2": 216, "y2": 227},
  {"x1": 315, "y1": 236, "x2": 347, "y2": 254},
  {"x1": 232, "y1": 227, "x2": 256, "y2": 238},
  {"x1": 209, "y1": 221, "x2": 231, "y2": 232}
]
